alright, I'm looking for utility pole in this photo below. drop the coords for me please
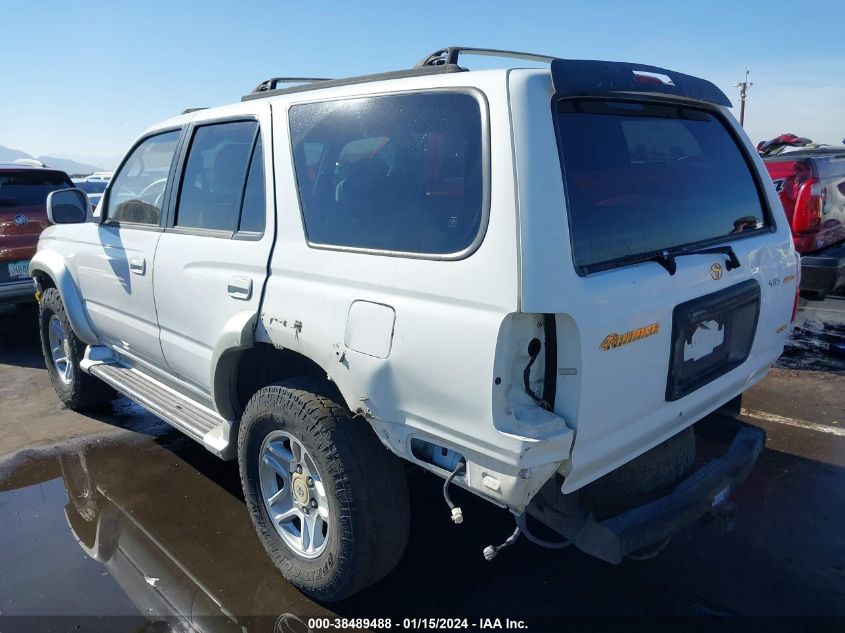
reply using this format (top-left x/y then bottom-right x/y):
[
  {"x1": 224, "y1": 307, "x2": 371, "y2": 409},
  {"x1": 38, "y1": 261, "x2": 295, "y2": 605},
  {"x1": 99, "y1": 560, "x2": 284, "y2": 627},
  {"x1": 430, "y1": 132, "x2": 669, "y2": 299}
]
[{"x1": 735, "y1": 68, "x2": 752, "y2": 127}]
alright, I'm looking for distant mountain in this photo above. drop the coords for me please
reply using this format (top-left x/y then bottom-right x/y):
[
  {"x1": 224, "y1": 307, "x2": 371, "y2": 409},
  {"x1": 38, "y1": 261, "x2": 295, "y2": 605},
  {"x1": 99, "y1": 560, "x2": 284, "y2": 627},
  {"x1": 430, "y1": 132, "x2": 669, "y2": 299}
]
[
  {"x1": 0, "y1": 144, "x2": 100, "y2": 176},
  {"x1": 38, "y1": 155, "x2": 101, "y2": 176},
  {"x1": 0, "y1": 145, "x2": 33, "y2": 163}
]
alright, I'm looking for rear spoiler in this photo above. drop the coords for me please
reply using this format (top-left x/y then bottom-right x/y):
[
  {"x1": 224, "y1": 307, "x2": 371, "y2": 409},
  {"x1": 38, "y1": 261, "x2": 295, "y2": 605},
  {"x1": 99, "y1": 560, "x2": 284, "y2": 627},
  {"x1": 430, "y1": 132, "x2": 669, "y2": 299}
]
[{"x1": 551, "y1": 59, "x2": 732, "y2": 108}]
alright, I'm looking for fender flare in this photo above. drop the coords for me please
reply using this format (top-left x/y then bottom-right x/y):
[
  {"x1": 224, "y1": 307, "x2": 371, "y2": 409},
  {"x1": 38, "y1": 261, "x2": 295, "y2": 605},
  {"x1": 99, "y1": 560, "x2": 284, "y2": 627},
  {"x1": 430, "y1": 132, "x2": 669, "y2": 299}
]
[
  {"x1": 29, "y1": 250, "x2": 100, "y2": 346},
  {"x1": 210, "y1": 311, "x2": 258, "y2": 421}
]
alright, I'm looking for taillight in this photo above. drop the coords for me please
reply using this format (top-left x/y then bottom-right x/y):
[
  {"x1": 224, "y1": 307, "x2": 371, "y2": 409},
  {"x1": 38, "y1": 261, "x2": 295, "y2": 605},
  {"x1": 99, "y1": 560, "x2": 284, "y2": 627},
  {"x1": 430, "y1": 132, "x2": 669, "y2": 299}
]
[{"x1": 792, "y1": 177, "x2": 823, "y2": 234}]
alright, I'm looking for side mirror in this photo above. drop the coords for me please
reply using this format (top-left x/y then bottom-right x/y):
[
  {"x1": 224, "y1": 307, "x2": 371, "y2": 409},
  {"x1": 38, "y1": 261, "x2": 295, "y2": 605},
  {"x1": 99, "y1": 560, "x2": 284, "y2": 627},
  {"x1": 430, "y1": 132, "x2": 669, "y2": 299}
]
[{"x1": 46, "y1": 189, "x2": 89, "y2": 224}]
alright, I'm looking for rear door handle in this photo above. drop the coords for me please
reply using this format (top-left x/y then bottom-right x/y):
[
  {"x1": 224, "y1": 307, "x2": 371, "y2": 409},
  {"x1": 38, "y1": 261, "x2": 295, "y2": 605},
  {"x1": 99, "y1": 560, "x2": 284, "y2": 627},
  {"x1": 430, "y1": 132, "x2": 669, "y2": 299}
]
[
  {"x1": 129, "y1": 257, "x2": 146, "y2": 275},
  {"x1": 227, "y1": 276, "x2": 252, "y2": 300}
]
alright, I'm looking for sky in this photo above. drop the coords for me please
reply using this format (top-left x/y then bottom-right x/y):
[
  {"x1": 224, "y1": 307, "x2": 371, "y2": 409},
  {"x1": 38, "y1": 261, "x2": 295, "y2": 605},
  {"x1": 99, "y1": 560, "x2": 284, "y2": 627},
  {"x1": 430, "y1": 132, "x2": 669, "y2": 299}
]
[{"x1": 2, "y1": 0, "x2": 843, "y2": 168}]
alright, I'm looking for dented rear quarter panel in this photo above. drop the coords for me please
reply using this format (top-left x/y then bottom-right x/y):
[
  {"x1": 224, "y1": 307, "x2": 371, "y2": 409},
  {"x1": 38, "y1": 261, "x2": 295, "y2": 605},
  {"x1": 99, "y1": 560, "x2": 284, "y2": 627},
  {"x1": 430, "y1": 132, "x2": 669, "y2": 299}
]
[{"x1": 255, "y1": 70, "x2": 561, "y2": 488}]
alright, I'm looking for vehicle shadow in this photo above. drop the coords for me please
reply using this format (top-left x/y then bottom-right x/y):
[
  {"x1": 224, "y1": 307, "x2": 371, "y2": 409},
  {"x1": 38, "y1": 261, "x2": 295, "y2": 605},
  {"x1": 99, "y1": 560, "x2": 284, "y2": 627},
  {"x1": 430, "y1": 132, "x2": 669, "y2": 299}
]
[
  {"x1": 97, "y1": 223, "x2": 132, "y2": 293},
  {"x1": 1, "y1": 428, "x2": 842, "y2": 626},
  {"x1": 0, "y1": 303, "x2": 46, "y2": 370}
]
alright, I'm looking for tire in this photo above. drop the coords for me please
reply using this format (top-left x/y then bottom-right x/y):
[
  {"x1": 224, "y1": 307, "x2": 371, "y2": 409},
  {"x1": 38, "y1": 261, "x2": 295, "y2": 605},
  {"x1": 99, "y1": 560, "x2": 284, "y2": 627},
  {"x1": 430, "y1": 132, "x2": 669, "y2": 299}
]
[
  {"x1": 38, "y1": 287, "x2": 115, "y2": 410},
  {"x1": 60, "y1": 452, "x2": 99, "y2": 523},
  {"x1": 579, "y1": 426, "x2": 696, "y2": 519},
  {"x1": 238, "y1": 379, "x2": 410, "y2": 602}
]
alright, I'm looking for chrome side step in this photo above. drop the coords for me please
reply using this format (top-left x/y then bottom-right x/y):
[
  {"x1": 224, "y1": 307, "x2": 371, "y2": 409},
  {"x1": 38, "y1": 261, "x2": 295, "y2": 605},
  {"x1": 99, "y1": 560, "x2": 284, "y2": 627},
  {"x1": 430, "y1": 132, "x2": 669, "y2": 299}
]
[{"x1": 87, "y1": 362, "x2": 236, "y2": 460}]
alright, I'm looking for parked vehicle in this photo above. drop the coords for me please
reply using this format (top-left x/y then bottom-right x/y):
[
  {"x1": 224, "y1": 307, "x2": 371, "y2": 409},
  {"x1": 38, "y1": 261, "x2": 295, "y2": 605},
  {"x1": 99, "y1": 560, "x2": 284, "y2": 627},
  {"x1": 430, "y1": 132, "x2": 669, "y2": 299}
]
[
  {"x1": 31, "y1": 47, "x2": 798, "y2": 602},
  {"x1": 756, "y1": 133, "x2": 815, "y2": 155},
  {"x1": 83, "y1": 171, "x2": 113, "y2": 183},
  {"x1": 0, "y1": 163, "x2": 74, "y2": 305},
  {"x1": 74, "y1": 180, "x2": 108, "y2": 211},
  {"x1": 762, "y1": 147, "x2": 845, "y2": 298}
]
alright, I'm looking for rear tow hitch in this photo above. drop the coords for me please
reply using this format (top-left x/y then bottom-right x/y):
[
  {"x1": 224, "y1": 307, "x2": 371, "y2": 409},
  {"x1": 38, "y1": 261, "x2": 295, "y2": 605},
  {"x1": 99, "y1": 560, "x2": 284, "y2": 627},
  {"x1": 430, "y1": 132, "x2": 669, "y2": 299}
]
[{"x1": 712, "y1": 501, "x2": 736, "y2": 533}]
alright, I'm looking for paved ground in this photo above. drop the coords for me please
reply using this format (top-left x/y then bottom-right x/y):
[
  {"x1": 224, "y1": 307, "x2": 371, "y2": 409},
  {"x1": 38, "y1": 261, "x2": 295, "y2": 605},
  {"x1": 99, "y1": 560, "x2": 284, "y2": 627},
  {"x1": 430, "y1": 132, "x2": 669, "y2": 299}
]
[{"x1": 1, "y1": 299, "x2": 844, "y2": 630}]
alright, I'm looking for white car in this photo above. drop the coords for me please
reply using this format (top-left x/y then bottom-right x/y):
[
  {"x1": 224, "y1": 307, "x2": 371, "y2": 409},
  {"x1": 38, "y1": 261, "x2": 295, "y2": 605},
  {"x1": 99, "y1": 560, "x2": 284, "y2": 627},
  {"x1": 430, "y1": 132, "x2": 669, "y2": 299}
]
[
  {"x1": 83, "y1": 171, "x2": 113, "y2": 182},
  {"x1": 31, "y1": 47, "x2": 798, "y2": 601}
]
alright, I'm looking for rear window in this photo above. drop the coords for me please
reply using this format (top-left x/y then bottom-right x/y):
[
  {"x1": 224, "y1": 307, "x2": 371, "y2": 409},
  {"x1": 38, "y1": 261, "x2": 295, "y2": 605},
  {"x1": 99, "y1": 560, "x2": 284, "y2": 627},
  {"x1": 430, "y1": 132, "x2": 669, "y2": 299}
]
[
  {"x1": 289, "y1": 92, "x2": 485, "y2": 256},
  {"x1": 0, "y1": 171, "x2": 72, "y2": 207},
  {"x1": 555, "y1": 100, "x2": 767, "y2": 274},
  {"x1": 75, "y1": 180, "x2": 107, "y2": 194}
]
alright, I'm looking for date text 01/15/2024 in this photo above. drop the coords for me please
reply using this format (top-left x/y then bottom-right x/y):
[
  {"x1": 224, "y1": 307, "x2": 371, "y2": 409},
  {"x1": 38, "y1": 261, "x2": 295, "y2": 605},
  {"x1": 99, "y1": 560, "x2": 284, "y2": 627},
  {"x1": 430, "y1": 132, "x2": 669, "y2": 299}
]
[{"x1": 307, "y1": 618, "x2": 529, "y2": 630}]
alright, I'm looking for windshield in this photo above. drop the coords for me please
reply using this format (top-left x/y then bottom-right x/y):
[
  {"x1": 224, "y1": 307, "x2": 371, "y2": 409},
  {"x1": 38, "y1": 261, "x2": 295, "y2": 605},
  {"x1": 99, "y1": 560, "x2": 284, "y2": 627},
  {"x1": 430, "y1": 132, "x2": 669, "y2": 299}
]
[
  {"x1": 0, "y1": 170, "x2": 73, "y2": 207},
  {"x1": 555, "y1": 99, "x2": 767, "y2": 274}
]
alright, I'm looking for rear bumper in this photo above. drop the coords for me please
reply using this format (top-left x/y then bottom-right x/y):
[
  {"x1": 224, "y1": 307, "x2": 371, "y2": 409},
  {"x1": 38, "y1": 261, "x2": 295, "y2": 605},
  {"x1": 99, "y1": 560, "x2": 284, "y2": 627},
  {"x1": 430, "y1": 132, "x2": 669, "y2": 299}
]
[
  {"x1": 800, "y1": 242, "x2": 845, "y2": 294},
  {"x1": 575, "y1": 419, "x2": 764, "y2": 563},
  {"x1": 0, "y1": 279, "x2": 35, "y2": 305}
]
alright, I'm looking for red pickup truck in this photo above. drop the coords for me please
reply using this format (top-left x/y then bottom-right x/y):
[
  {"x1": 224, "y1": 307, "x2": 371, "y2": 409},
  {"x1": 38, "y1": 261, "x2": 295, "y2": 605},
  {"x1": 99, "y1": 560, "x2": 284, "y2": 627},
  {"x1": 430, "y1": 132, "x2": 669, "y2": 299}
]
[{"x1": 763, "y1": 148, "x2": 845, "y2": 298}]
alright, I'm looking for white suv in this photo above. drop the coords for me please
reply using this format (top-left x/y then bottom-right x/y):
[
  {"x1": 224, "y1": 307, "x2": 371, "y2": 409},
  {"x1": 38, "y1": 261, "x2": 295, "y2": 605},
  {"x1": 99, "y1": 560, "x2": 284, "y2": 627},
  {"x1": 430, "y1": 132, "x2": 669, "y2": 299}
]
[{"x1": 31, "y1": 48, "x2": 799, "y2": 601}]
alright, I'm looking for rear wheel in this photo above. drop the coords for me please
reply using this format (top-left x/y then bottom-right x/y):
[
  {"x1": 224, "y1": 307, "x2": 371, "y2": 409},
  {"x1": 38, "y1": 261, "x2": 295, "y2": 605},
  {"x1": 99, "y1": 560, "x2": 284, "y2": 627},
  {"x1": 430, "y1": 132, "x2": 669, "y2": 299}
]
[
  {"x1": 238, "y1": 380, "x2": 410, "y2": 602},
  {"x1": 38, "y1": 288, "x2": 115, "y2": 410}
]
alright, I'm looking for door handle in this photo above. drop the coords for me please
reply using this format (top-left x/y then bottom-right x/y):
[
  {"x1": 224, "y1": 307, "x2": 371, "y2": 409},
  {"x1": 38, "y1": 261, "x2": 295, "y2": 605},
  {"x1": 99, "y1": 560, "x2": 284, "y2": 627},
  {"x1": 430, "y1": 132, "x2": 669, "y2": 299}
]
[
  {"x1": 129, "y1": 257, "x2": 146, "y2": 275},
  {"x1": 227, "y1": 276, "x2": 252, "y2": 300}
]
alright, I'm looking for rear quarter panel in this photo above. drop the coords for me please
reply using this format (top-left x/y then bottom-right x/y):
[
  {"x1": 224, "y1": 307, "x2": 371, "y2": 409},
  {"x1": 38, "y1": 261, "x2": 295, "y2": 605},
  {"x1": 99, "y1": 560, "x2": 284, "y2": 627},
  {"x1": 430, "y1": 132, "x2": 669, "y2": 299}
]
[{"x1": 257, "y1": 71, "x2": 537, "y2": 473}]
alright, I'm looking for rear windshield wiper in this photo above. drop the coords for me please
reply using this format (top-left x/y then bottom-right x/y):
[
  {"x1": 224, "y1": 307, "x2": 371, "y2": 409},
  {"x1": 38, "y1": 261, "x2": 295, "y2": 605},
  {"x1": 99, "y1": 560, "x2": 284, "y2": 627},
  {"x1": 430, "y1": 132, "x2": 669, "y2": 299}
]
[{"x1": 648, "y1": 245, "x2": 741, "y2": 276}]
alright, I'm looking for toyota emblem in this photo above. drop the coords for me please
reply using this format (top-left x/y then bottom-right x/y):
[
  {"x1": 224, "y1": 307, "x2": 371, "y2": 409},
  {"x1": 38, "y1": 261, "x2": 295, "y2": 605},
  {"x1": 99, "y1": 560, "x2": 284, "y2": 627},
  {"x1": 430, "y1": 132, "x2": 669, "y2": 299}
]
[{"x1": 710, "y1": 263, "x2": 723, "y2": 280}]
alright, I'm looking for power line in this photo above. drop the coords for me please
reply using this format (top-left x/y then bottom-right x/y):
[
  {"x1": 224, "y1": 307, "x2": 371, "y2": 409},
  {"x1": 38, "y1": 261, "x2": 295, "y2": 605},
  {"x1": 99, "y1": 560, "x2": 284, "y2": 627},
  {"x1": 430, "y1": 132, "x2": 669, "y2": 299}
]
[{"x1": 735, "y1": 68, "x2": 752, "y2": 126}]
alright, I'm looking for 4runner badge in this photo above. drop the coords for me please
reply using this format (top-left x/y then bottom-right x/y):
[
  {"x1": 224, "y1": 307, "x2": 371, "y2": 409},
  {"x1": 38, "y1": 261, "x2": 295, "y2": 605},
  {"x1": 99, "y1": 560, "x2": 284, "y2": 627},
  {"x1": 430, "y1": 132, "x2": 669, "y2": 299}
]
[
  {"x1": 710, "y1": 263, "x2": 723, "y2": 280},
  {"x1": 600, "y1": 322, "x2": 660, "y2": 351}
]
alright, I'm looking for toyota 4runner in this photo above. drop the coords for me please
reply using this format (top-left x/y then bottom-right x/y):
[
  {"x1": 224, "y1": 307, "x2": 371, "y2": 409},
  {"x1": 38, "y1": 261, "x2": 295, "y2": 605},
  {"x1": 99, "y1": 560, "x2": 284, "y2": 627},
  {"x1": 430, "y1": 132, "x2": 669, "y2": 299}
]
[{"x1": 31, "y1": 47, "x2": 799, "y2": 601}]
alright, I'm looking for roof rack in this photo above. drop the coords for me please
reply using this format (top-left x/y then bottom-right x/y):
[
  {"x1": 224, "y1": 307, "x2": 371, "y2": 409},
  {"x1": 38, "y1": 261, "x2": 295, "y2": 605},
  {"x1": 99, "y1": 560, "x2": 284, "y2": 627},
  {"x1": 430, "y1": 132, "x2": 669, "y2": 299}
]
[
  {"x1": 241, "y1": 65, "x2": 462, "y2": 102},
  {"x1": 415, "y1": 46, "x2": 555, "y2": 68},
  {"x1": 182, "y1": 107, "x2": 207, "y2": 114},
  {"x1": 10, "y1": 158, "x2": 46, "y2": 168},
  {"x1": 241, "y1": 46, "x2": 731, "y2": 108},
  {"x1": 251, "y1": 77, "x2": 333, "y2": 94},
  {"x1": 242, "y1": 47, "x2": 550, "y2": 102}
]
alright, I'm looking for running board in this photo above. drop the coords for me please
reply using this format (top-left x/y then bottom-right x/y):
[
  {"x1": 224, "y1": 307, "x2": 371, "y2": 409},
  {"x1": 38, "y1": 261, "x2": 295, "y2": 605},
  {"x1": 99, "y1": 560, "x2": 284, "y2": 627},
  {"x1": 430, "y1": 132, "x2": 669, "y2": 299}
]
[{"x1": 87, "y1": 363, "x2": 236, "y2": 460}]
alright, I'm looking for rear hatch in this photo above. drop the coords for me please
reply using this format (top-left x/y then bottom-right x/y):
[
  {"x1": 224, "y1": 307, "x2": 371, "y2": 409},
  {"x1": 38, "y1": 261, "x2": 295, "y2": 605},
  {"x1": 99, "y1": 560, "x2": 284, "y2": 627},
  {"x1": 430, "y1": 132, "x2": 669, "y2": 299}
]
[
  {"x1": 518, "y1": 75, "x2": 797, "y2": 493},
  {"x1": 0, "y1": 168, "x2": 67, "y2": 283}
]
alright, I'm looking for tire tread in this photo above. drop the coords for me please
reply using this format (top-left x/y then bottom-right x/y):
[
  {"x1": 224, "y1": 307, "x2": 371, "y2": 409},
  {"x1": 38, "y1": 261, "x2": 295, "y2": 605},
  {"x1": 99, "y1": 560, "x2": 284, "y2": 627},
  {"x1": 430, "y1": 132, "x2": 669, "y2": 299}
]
[{"x1": 238, "y1": 378, "x2": 410, "y2": 601}]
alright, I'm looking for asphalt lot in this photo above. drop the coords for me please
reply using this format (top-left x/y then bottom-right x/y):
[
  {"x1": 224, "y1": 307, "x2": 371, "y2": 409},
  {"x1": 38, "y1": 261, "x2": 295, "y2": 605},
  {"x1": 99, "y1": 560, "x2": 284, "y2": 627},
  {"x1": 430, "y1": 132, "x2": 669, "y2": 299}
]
[{"x1": 1, "y1": 299, "x2": 844, "y2": 631}]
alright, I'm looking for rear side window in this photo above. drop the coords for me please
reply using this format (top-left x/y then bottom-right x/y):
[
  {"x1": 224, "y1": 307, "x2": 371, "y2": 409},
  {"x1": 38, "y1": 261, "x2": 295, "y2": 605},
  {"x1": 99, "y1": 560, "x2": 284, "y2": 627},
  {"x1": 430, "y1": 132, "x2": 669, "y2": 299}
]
[
  {"x1": 107, "y1": 130, "x2": 181, "y2": 225},
  {"x1": 289, "y1": 92, "x2": 485, "y2": 256},
  {"x1": 238, "y1": 136, "x2": 265, "y2": 234},
  {"x1": 555, "y1": 100, "x2": 767, "y2": 273},
  {"x1": 0, "y1": 171, "x2": 73, "y2": 207},
  {"x1": 175, "y1": 120, "x2": 261, "y2": 233}
]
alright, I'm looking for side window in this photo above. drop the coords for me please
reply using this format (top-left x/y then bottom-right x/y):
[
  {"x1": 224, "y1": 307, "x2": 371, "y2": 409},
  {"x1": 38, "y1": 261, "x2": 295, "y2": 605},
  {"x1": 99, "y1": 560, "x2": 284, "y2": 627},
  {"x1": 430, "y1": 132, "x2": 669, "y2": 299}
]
[
  {"x1": 289, "y1": 92, "x2": 484, "y2": 255},
  {"x1": 175, "y1": 120, "x2": 259, "y2": 233},
  {"x1": 106, "y1": 130, "x2": 181, "y2": 225},
  {"x1": 238, "y1": 136, "x2": 265, "y2": 234}
]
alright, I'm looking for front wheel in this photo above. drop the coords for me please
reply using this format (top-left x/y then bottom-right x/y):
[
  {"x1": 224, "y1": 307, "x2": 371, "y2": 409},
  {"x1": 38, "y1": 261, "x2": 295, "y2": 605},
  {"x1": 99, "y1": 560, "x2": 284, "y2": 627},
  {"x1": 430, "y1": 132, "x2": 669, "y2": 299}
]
[
  {"x1": 38, "y1": 287, "x2": 115, "y2": 410},
  {"x1": 238, "y1": 380, "x2": 410, "y2": 602}
]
